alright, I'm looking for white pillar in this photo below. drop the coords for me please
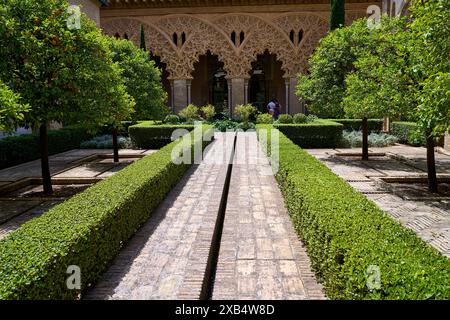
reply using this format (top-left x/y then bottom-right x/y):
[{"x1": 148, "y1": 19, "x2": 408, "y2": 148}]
[
  {"x1": 285, "y1": 78, "x2": 290, "y2": 114},
  {"x1": 172, "y1": 79, "x2": 189, "y2": 113},
  {"x1": 244, "y1": 79, "x2": 249, "y2": 104},
  {"x1": 187, "y1": 80, "x2": 192, "y2": 105}
]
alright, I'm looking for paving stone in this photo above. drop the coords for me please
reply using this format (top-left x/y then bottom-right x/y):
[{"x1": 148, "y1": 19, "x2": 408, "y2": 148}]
[
  {"x1": 306, "y1": 147, "x2": 450, "y2": 258},
  {"x1": 213, "y1": 132, "x2": 326, "y2": 300},
  {"x1": 85, "y1": 133, "x2": 235, "y2": 300}
]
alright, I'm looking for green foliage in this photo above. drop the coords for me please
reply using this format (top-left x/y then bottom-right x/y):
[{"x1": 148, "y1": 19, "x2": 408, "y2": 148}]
[
  {"x1": 276, "y1": 114, "x2": 293, "y2": 124},
  {"x1": 201, "y1": 104, "x2": 216, "y2": 122},
  {"x1": 391, "y1": 122, "x2": 426, "y2": 146},
  {"x1": 0, "y1": 0, "x2": 134, "y2": 129},
  {"x1": 256, "y1": 114, "x2": 273, "y2": 124},
  {"x1": 274, "y1": 120, "x2": 343, "y2": 148},
  {"x1": 108, "y1": 37, "x2": 168, "y2": 121},
  {"x1": 0, "y1": 129, "x2": 212, "y2": 299},
  {"x1": 178, "y1": 104, "x2": 200, "y2": 123},
  {"x1": 343, "y1": 17, "x2": 414, "y2": 120},
  {"x1": 163, "y1": 114, "x2": 181, "y2": 125},
  {"x1": 296, "y1": 19, "x2": 370, "y2": 118},
  {"x1": 293, "y1": 113, "x2": 308, "y2": 124},
  {"x1": 80, "y1": 135, "x2": 132, "y2": 149},
  {"x1": 409, "y1": 0, "x2": 450, "y2": 138},
  {"x1": 0, "y1": 81, "x2": 29, "y2": 132},
  {"x1": 258, "y1": 127, "x2": 450, "y2": 300},
  {"x1": 236, "y1": 122, "x2": 256, "y2": 131},
  {"x1": 330, "y1": 119, "x2": 383, "y2": 133},
  {"x1": 330, "y1": 0, "x2": 345, "y2": 30},
  {"x1": 235, "y1": 104, "x2": 257, "y2": 123},
  {"x1": 129, "y1": 121, "x2": 195, "y2": 149},
  {"x1": 340, "y1": 131, "x2": 398, "y2": 148},
  {"x1": 213, "y1": 119, "x2": 240, "y2": 132},
  {"x1": 0, "y1": 126, "x2": 93, "y2": 169}
]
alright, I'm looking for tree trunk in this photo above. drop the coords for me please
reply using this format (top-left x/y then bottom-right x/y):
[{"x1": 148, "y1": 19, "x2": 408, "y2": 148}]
[
  {"x1": 39, "y1": 123, "x2": 53, "y2": 194},
  {"x1": 426, "y1": 134, "x2": 438, "y2": 193},
  {"x1": 112, "y1": 127, "x2": 119, "y2": 163},
  {"x1": 362, "y1": 117, "x2": 369, "y2": 161}
]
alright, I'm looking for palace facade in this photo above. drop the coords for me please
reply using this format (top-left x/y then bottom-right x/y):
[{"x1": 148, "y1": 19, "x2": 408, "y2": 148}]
[{"x1": 97, "y1": 0, "x2": 381, "y2": 114}]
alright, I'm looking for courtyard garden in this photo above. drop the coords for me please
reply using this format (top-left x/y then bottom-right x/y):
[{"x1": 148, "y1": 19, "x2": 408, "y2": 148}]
[{"x1": 0, "y1": 0, "x2": 449, "y2": 303}]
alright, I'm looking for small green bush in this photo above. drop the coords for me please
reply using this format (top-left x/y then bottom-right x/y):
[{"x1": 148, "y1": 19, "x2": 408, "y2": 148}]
[
  {"x1": 340, "y1": 131, "x2": 399, "y2": 148},
  {"x1": 213, "y1": 119, "x2": 240, "y2": 132},
  {"x1": 277, "y1": 114, "x2": 294, "y2": 124},
  {"x1": 164, "y1": 114, "x2": 181, "y2": 125},
  {"x1": 235, "y1": 104, "x2": 257, "y2": 122},
  {"x1": 329, "y1": 119, "x2": 384, "y2": 133},
  {"x1": 0, "y1": 127, "x2": 213, "y2": 299},
  {"x1": 391, "y1": 122, "x2": 426, "y2": 146},
  {"x1": 236, "y1": 122, "x2": 256, "y2": 131},
  {"x1": 129, "y1": 121, "x2": 195, "y2": 149},
  {"x1": 178, "y1": 104, "x2": 200, "y2": 123},
  {"x1": 257, "y1": 126, "x2": 450, "y2": 300},
  {"x1": 293, "y1": 113, "x2": 308, "y2": 124},
  {"x1": 80, "y1": 135, "x2": 132, "y2": 149},
  {"x1": 274, "y1": 120, "x2": 343, "y2": 148},
  {"x1": 201, "y1": 105, "x2": 216, "y2": 122},
  {"x1": 0, "y1": 126, "x2": 93, "y2": 169},
  {"x1": 256, "y1": 113, "x2": 273, "y2": 124}
]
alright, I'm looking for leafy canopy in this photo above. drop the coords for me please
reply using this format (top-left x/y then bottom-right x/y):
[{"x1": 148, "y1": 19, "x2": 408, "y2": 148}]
[
  {"x1": 296, "y1": 19, "x2": 371, "y2": 118},
  {"x1": 0, "y1": 0, "x2": 134, "y2": 128},
  {"x1": 0, "y1": 81, "x2": 29, "y2": 132},
  {"x1": 108, "y1": 37, "x2": 168, "y2": 121}
]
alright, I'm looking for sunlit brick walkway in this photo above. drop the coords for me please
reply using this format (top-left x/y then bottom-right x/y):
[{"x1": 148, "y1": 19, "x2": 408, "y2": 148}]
[
  {"x1": 212, "y1": 132, "x2": 326, "y2": 300},
  {"x1": 85, "y1": 133, "x2": 235, "y2": 300}
]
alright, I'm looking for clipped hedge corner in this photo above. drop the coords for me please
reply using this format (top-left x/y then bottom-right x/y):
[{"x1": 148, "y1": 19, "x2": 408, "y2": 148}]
[
  {"x1": 274, "y1": 120, "x2": 343, "y2": 148},
  {"x1": 257, "y1": 126, "x2": 450, "y2": 300},
  {"x1": 0, "y1": 127, "x2": 213, "y2": 300},
  {"x1": 129, "y1": 121, "x2": 195, "y2": 149}
]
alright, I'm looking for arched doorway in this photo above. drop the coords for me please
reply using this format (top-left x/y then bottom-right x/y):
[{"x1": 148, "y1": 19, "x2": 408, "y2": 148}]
[
  {"x1": 149, "y1": 53, "x2": 172, "y2": 108},
  {"x1": 248, "y1": 50, "x2": 285, "y2": 113},
  {"x1": 191, "y1": 51, "x2": 228, "y2": 114}
]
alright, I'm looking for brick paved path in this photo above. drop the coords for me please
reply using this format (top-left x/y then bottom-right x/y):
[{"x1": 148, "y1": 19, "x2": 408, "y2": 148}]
[
  {"x1": 85, "y1": 133, "x2": 235, "y2": 300},
  {"x1": 307, "y1": 148, "x2": 450, "y2": 258},
  {"x1": 85, "y1": 132, "x2": 325, "y2": 300},
  {"x1": 212, "y1": 132, "x2": 325, "y2": 300}
]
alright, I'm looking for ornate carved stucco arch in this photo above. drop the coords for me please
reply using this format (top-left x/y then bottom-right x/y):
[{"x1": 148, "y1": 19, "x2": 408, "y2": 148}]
[
  {"x1": 101, "y1": 18, "x2": 186, "y2": 80},
  {"x1": 273, "y1": 13, "x2": 329, "y2": 75},
  {"x1": 102, "y1": 13, "x2": 330, "y2": 80},
  {"x1": 153, "y1": 15, "x2": 236, "y2": 79}
]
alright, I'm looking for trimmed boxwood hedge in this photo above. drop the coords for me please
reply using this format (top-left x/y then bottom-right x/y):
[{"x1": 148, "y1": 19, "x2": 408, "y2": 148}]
[
  {"x1": 258, "y1": 125, "x2": 450, "y2": 299},
  {"x1": 0, "y1": 126, "x2": 93, "y2": 169},
  {"x1": 391, "y1": 122, "x2": 426, "y2": 146},
  {"x1": 274, "y1": 120, "x2": 343, "y2": 148},
  {"x1": 0, "y1": 127, "x2": 213, "y2": 300},
  {"x1": 329, "y1": 119, "x2": 384, "y2": 133},
  {"x1": 129, "y1": 121, "x2": 195, "y2": 149}
]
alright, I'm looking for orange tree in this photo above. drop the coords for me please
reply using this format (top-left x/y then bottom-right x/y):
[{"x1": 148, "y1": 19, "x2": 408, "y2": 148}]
[
  {"x1": 0, "y1": 80, "x2": 29, "y2": 132},
  {"x1": 0, "y1": 0, "x2": 134, "y2": 193}
]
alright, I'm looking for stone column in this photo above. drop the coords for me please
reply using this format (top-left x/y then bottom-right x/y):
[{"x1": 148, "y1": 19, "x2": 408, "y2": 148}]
[
  {"x1": 229, "y1": 78, "x2": 247, "y2": 117},
  {"x1": 445, "y1": 132, "x2": 450, "y2": 152},
  {"x1": 244, "y1": 79, "x2": 249, "y2": 104},
  {"x1": 170, "y1": 80, "x2": 175, "y2": 113},
  {"x1": 186, "y1": 80, "x2": 192, "y2": 105},
  {"x1": 285, "y1": 78, "x2": 290, "y2": 114},
  {"x1": 288, "y1": 77, "x2": 303, "y2": 114},
  {"x1": 172, "y1": 79, "x2": 189, "y2": 113}
]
